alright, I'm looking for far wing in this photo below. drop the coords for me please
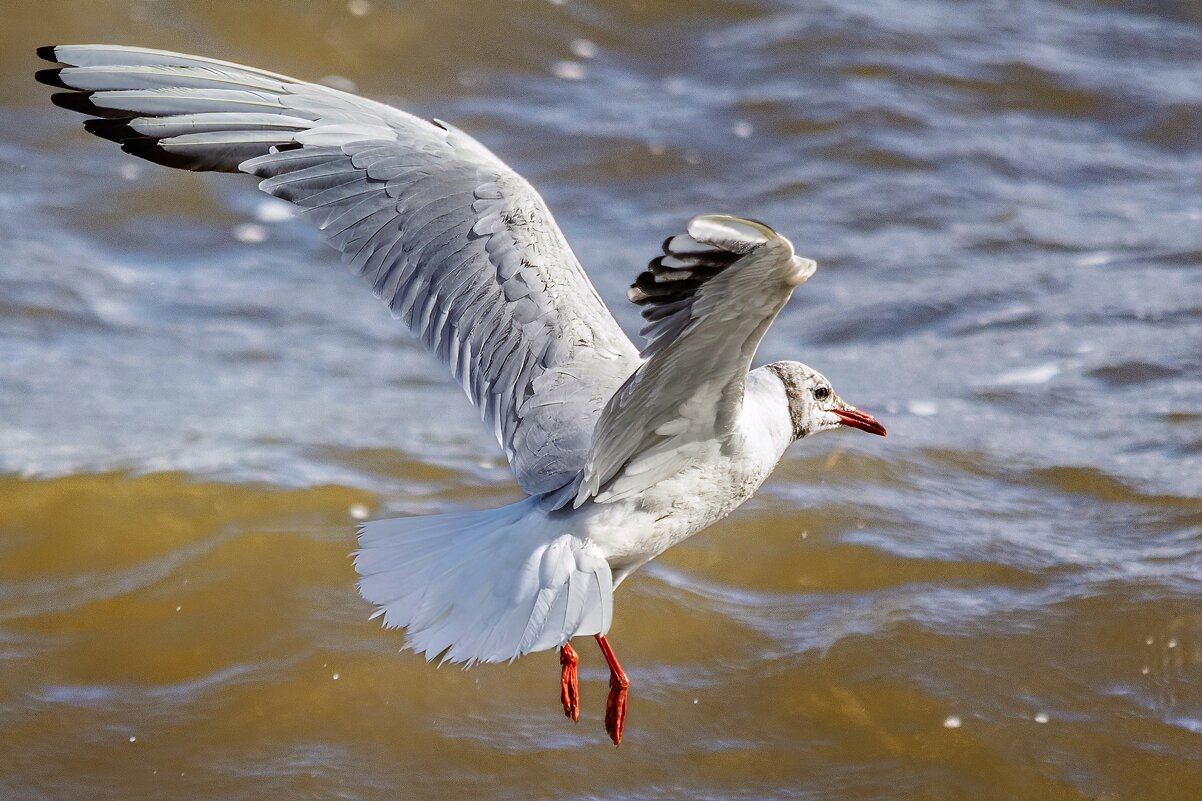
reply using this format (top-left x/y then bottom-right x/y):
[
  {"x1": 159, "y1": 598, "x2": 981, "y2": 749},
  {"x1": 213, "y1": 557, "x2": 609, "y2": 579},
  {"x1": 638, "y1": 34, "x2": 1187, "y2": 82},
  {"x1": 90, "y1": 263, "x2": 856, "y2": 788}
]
[
  {"x1": 574, "y1": 215, "x2": 815, "y2": 507},
  {"x1": 37, "y1": 44, "x2": 640, "y2": 495}
]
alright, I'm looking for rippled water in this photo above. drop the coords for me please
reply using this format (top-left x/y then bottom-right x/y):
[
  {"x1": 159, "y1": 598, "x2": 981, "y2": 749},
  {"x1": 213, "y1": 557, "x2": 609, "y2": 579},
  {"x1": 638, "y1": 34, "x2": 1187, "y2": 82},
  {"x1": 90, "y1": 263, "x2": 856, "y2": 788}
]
[{"x1": 3, "y1": 1, "x2": 1201, "y2": 799}]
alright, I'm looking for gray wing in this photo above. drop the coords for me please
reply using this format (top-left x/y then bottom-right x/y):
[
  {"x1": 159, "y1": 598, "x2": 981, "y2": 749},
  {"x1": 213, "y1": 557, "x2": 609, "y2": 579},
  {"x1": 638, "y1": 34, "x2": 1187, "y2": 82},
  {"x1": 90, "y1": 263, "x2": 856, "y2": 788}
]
[
  {"x1": 37, "y1": 44, "x2": 640, "y2": 495},
  {"x1": 573, "y1": 215, "x2": 815, "y2": 507}
]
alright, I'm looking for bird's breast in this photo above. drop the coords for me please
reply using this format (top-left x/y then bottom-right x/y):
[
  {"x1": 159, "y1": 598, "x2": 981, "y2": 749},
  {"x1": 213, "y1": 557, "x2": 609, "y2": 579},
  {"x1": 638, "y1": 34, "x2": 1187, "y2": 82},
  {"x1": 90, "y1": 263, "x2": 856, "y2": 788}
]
[{"x1": 579, "y1": 433, "x2": 777, "y2": 577}]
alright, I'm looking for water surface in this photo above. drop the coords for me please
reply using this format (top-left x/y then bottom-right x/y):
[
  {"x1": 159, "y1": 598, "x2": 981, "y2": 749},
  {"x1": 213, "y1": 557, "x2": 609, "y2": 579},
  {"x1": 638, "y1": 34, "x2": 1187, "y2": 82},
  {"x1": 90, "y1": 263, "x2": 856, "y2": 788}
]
[{"x1": 2, "y1": 1, "x2": 1201, "y2": 799}]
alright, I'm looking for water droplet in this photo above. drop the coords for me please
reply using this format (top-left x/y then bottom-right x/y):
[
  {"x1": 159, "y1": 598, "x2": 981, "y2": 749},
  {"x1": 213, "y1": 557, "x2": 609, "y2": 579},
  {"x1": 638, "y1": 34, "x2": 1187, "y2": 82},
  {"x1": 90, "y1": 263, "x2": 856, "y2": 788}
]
[
  {"x1": 332, "y1": 673, "x2": 340, "y2": 681},
  {"x1": 254, "y1": 200, "x2": 293, "y2": 223},
  {"x1": 1141, "y1": 665, "x2": 1150, "y2": 675},
  {"x1": 908, "y1": 400, "x2": 938, "y2": 416},
  {"x1": 943, "y1": 715, "x2": 961, "y2": 729},
  {"x1": 570, "y1": 39, "x2": 598, "y2": 60},
  {"x1": 693, "y1": 698, "x2": 699, "y2": 704},
  {"x1": 1075, "y1": 252, "x2": 1113, "y2": 268},
  {"x1": 349, "y1": 503, "x2": 370, "y2": 520},
  {"x1": 128, "y1": 735, "x2": 137, "y2": 743},
  {"x1": 733, "y1": 121, "x2": 754, "y2": 139},
  {"x1": 1034, "y1": 712, "x2": 1049, "y2": 724},
  {"x1": 552, "y1": 61, "x2": 586, "y2": 81},
  {"x1": 233, "y1": 223, "x2": 267, "y2": 244},
  {"x1": 1168, "y1": 638, "x2": 1178, "y2": 648},
  {"x1": 174, "y1": 605, "x2": 181, "y2": 613},
  {"x1": 347, "y1": 0, "x2": 372, "y2": 16},
  {"x1": 319, "y1": 75, "x2": 358, "y2": 94},
  {"x1": 994, "y1": 362, "x2": 1059, "y2": 386},
  {"x1": 1145, "y1": 636, "x2": 1155, "y2": 646}
]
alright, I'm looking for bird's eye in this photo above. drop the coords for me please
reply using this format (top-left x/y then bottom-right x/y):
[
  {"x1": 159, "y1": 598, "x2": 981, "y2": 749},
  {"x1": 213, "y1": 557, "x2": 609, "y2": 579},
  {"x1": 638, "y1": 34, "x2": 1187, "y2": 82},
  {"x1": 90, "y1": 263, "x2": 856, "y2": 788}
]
[{"x1": 813, "y1": 386, "x2": 831, "y2": 401}]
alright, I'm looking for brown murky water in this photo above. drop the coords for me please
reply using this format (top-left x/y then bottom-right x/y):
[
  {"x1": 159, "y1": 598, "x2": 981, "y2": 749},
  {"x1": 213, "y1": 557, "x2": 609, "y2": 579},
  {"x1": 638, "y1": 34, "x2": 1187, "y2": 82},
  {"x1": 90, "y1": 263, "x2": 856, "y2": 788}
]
[{"x1": 2, "y1": 1, "x2": 1201, "y2": 799}]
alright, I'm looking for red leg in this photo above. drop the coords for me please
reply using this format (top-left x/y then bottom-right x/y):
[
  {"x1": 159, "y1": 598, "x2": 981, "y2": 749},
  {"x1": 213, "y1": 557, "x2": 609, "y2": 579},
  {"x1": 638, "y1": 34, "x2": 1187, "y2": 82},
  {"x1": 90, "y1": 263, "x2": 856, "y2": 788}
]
[
  {"x1": 594, "y1": 633, "x2": 629, "y2": 746},
  {"x1": 559, "y1": 642, "x2": 580, "y2": 721}
]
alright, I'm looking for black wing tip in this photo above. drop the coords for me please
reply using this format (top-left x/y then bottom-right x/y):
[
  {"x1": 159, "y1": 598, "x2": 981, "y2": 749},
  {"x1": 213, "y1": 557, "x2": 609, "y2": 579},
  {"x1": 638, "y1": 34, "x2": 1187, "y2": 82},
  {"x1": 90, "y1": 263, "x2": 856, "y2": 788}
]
[
  {"x1": 36, "y1": 45, "x2": 61, "y2": 63},
  {"x1": 661, "y1": 234, "x2": 740, "y2": 263},
  {"x1": 50, "y1": 90, "x2": 128, "y2": 119},
  {"x1": 49, "y1": 90, "x2": 94, "y2": 114},
  {"x1": 120, "y1": 136, "x2": 240, "y2": 173},
  {"x1": 629, "y1": 268, "x2": 711, "y2": 305},
  {"x1": 35, "y1": 67, "x2": 69, "y2": 89},
  {"x1": 632, "y1": 222, "x2": 748, "y2": 321},
  {"x1": 118, "y1": 136, "x2": 192, "y2": 170},
  {"x1": 84, "y1": 116, "x2": 139, "y2": 144}
]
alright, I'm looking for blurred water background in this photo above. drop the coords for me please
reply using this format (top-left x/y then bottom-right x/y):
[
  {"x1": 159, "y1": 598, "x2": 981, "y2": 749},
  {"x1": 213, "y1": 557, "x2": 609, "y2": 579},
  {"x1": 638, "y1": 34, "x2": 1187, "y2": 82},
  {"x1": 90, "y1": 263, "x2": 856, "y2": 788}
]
[{"x1": 2, "y1": 1, "x2": 1201, "y2": 799}]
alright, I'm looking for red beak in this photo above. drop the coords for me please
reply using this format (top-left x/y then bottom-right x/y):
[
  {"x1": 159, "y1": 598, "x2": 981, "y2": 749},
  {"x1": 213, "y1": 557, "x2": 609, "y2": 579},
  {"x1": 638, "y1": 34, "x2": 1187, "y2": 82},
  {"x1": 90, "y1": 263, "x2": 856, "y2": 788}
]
[{"x1": 834, "y1": 408, "x2": 887, "y2": 437}]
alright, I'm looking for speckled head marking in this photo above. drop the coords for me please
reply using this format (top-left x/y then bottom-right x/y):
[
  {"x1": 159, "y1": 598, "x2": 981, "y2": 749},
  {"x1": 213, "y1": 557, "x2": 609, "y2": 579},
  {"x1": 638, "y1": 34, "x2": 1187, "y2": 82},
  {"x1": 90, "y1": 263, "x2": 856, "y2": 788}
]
[
  {"x1": 766, "y1": 361, "x2": 819, "y2": 439},
  {"x1": 765, "y1": 360, "x2": 887, "y2": 441}
]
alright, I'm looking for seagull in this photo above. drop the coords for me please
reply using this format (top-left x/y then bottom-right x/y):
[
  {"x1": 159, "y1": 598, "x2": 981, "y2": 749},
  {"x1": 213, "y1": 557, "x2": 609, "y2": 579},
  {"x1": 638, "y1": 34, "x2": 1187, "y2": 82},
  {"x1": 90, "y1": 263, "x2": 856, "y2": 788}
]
[{"x1": 37, "y1": 44, "x2": 886, "y2": 745}]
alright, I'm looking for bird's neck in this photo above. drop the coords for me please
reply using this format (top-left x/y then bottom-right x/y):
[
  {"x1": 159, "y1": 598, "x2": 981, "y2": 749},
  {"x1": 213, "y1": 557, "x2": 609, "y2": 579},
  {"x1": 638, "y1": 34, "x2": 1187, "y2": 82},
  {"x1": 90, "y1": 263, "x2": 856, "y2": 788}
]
[{"x1": 739, "y1": 366, "x2": 798, "y2": 466}]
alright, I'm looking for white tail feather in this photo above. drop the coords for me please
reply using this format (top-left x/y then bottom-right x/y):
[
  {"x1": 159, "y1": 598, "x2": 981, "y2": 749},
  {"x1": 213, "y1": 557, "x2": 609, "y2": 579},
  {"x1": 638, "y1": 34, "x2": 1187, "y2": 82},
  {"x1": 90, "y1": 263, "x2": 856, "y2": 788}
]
[{"x1": 354, "y1": 497, "x2": 612, "y2": 666}]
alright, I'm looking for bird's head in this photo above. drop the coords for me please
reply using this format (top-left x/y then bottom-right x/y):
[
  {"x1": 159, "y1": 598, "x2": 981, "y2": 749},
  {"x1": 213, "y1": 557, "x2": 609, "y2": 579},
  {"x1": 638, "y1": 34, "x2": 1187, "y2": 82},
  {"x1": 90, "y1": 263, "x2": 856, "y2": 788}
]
[{"x1": 765, "y1": 361, "x2": 887, "y2": 441}]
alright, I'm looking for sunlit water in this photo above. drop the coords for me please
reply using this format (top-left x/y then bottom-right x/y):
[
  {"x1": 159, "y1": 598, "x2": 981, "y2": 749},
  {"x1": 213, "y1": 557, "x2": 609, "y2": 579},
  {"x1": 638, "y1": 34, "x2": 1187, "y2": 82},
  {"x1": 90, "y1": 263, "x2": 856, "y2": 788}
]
[{"x1": 2, "y1": 1, "x2": 1200, "y2": 799}]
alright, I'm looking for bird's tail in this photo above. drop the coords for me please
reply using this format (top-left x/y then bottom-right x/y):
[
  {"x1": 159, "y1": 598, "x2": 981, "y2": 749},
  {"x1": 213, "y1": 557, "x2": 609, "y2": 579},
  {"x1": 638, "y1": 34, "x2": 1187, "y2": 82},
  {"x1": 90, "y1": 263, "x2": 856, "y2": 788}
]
[{"x1": 354, "y1": 496, "x2": 613, "y2": 666}]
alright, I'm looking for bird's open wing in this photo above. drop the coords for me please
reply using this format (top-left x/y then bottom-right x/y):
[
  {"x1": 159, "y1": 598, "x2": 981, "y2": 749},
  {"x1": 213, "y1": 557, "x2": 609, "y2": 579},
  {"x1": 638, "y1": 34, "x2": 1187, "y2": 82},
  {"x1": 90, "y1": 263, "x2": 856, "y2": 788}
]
[
  {"x1": 573, "y1": 215, "x2": 815, "y2": 507},
  {"x1": 37, "y1": 44, "x2": 640, "y2": 495}
]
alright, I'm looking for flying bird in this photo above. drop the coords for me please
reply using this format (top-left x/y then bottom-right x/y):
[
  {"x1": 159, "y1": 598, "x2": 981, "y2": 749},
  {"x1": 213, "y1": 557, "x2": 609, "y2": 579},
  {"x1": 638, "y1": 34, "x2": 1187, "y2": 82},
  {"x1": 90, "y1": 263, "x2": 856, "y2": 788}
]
[{"x1": 36, "y1": 44, "x2": 886, "y2": 746}]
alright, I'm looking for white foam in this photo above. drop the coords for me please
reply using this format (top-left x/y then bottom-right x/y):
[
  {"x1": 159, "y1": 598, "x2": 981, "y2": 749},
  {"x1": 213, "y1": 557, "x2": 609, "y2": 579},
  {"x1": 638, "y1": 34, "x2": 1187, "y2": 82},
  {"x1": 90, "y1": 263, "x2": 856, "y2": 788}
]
[{"x1": 994, "y1": 363, "x2": 1059, "y2": 386}]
